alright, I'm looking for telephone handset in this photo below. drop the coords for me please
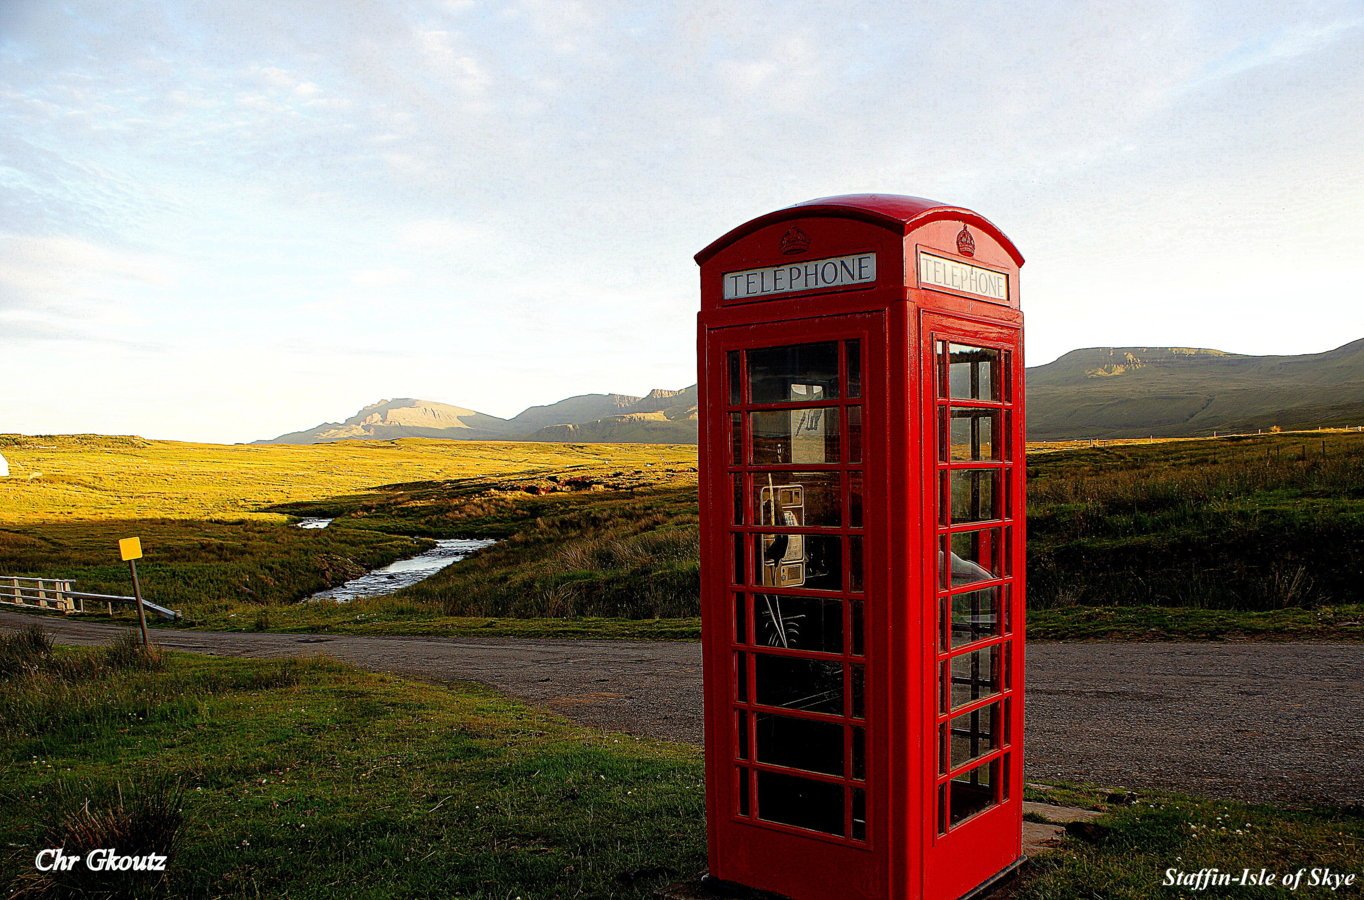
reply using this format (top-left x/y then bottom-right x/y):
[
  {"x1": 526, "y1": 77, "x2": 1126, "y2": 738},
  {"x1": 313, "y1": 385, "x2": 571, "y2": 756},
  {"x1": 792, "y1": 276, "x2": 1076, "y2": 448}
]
[{"x1": 760, "y1": 481, "x2": 806, "y2": 588}]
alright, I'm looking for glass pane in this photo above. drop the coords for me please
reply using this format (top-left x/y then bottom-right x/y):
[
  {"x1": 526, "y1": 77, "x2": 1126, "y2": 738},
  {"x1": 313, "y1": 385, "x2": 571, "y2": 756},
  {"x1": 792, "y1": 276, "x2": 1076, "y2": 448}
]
[
  {"x1": 852, "y1": 726, "x2": 866, "y2": 780},
  {"x1": 730, "y1": 412, "x2": 742, "y2": 466},
  {"x1": 754, "y1": 654, "x2": 843, "y2": 714},
  {"x1": 950, "y1": 760, "x2": 998, "y2": 826},
  {"x1": 948, "y1": 469, "x2": 1001, "y2": 524},
  {"x1": 852, "y1": 788, "x2": 866, "y2": 841},
  {"x1": 849, "y1": 535, "x2": 863, "y2": 593},
  {"x1": 948, "y1": 344, "x2": 1000, "y2": 401},
  {"x1": 850, "y1": 472, "x2": 864, "y2": 527},
  {"x1": 847, "y1": 407, "x2": 863, "y2": 463},
  {"x1": 736, "y1": 652, "x2": 748, "y2": 702},
  {"x1": 947, "y1": 587, "x2": 1000, "y2": 648},
  {"x1": 728, "y1": 350, "x2": 741, "y2": 405},
  {"x1": 851, "y1": 600, "x2": 864, "y2": 655},
  {"x1": 737, "y1": 710, "x2": 749, "y2": 759},
  {"x1": 754, "y1": 472, "x2": 841, "y2": 528},
  {"x1": 946, "y1": 645, "x2": 1003, "y2": 711},
  {"x1": 846, "y1": 340, "x2": 862, "y2": 398},
  {"x1": 852, "y1": 664, "x2": 865, "y2": 719},
  {"x1": 748, "y1": 342, "x2": 840, "y2": 404},
  {"x1": 732, "y1": 474, "x2": 744, "y2": 524},
  {"x1": 757, "y1": 770, "x2": 844, "y2": 836},
  {"x1": 756, "y1": 713, "x2": 843, "y2": 776},
  {"x1": 751, "y1": 408, "x2": 840, "y2": 464},
  {"x1": 942, "y1": 528, "x2": 1006, "y2": 588},
  {"x1": 754, "y1": 533, "x2": 843, "y2": 591},
  {"x1": 735, "y1": 594, "x2": 747, "y2": 644},
  {"x1": 753, "y1": 594, "x2": 843, "y2": 653},
  {"x1": 946, "y1": 408, "x2": 999, "y2": 461},
  {"x1": 948, "y1": 702, "x2": 999, "y2": 770},
  {"x1": 733, "y1": 533, "x2": 745, "y2": 585},
  {"x1": 738, "y1": 767, "x2": 750, "y2": 815}
]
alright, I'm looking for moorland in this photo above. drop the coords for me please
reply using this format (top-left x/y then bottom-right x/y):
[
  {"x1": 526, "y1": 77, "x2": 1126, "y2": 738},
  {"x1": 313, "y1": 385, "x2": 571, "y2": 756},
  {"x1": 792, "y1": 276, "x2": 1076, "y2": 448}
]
[{"x1": 1, "y1": 430, "x2": 1361, "y2": 641}]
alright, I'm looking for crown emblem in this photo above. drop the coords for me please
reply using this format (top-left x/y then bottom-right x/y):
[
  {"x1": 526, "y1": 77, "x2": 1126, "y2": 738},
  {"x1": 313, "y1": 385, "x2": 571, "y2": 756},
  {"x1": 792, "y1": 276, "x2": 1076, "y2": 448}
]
[
  {"x1": 956, "y1": 225, "x2": 976, "y2": 257},
  {"x1": 779, "y1": 226, "x2": 811, "y2": 255}
]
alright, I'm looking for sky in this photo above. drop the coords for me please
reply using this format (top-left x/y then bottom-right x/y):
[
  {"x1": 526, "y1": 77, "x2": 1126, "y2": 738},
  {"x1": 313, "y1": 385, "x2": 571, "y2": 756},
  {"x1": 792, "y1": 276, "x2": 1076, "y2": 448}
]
[{"x1": 2, "y1": 1, "x2": 1362, "y2": 444}]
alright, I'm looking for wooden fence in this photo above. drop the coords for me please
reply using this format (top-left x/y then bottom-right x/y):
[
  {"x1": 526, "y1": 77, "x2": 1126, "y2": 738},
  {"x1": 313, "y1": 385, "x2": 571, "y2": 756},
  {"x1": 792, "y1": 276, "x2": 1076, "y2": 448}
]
[{"x1": 0, "y1": 575, "x2": 180, "y2": 620}]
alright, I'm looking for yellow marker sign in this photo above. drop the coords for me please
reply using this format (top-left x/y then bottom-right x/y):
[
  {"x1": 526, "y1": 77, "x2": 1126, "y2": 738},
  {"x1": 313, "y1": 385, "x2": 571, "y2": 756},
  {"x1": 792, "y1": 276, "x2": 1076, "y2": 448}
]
[{"x1": 119, "y1": 537, "x2": 143, "y2": 561}]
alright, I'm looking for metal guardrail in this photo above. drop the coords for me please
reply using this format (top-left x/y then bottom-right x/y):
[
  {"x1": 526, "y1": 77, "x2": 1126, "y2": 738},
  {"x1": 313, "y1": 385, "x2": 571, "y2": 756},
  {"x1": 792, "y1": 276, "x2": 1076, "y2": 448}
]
[{"x1": 0, "y1": 576, "x2": 180, "y2": 620}]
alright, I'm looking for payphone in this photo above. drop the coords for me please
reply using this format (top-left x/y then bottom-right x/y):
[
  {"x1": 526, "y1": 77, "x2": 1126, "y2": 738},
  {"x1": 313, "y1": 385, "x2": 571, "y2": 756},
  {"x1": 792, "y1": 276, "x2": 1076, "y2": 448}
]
[{"x1": 696, "y1": 195, "x2": 1026, "y2": 900}]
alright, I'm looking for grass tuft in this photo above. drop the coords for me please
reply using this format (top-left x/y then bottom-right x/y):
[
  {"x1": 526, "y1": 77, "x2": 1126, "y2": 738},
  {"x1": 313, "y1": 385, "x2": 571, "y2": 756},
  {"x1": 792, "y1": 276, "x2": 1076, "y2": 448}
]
[
  {"x1": 11, "y1": 779, "x2": 185, "y2": 899},
  {"x1": 101, "y1": 631, "x2": 166, "y2": 673},
  {"x1": 0, "y1": 625, "x2": 55, "y2": 677}
]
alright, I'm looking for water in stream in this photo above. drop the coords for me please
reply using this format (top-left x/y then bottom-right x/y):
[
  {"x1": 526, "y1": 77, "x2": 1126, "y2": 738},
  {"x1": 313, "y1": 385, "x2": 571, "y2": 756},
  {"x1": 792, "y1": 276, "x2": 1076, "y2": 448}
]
[
  {"x1": 309, "y1": 538, "x2": 495, "y2": 602},
  {"x1": 295, "y1": 518, "x2": 334, "y2": 529}
]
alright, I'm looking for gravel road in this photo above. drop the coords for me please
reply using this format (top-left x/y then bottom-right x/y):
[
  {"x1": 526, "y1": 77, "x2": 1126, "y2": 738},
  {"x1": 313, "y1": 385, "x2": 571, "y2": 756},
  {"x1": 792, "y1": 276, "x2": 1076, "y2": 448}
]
[{"x1": 3, "y1": 610, "x2": 1358, "y2": 807}]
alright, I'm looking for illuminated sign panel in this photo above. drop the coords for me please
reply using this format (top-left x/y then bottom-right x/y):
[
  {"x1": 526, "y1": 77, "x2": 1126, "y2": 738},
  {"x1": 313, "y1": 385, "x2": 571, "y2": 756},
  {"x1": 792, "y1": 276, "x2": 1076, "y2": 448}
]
[
  {"x1": 918, "y1": 251, "x2": 1008, "y2": 303},
  {"x1": 724, "y1": 253, "x2": 877, "y2": 301}
]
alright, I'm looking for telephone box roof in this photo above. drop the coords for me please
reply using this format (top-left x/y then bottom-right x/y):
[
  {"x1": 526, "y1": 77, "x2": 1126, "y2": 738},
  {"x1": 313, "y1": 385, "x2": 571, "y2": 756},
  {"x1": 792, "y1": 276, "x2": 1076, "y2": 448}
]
[{"x1": 695, "y1": 193, "x2": 1025, "y2": 267}]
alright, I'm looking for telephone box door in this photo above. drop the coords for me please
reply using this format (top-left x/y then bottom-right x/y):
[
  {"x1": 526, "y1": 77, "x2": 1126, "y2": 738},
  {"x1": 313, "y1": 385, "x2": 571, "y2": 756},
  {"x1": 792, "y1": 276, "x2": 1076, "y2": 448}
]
[
  {"x1": 702, "y1": 313, "x2": 888, "y2": 900},
  {"x1": 918, "y1": 313, "x2": 1026, "y2": 900}
]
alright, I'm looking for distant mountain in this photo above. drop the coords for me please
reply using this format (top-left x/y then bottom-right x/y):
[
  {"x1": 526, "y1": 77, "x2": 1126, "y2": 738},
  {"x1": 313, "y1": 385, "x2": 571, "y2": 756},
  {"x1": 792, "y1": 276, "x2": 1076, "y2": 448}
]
[
  {"x1": 260, "y1": 339, "x2": 1364, "y2": 445},
  {"x1": 527, "y1": 387, "x2": 699, "y2": 443},
  {"x1": 507, "y1": 393, "x2": 641, "y2": 433},
  {"x1": 1027, "y1": 338, "x2": 1364, "y2": 439},
  {"x1": 265, "y1": 399, "x2": 515, "y2": 444},
  {"x1": 259, "y1": 388, "x2": 697, "y2": 445}
]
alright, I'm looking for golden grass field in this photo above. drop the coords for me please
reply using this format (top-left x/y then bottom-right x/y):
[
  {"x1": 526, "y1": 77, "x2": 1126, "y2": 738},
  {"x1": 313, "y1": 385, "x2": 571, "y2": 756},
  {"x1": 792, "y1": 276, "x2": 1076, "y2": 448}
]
[{"x1": 0, "y1": 434, "x2": 696, "y2": 525}]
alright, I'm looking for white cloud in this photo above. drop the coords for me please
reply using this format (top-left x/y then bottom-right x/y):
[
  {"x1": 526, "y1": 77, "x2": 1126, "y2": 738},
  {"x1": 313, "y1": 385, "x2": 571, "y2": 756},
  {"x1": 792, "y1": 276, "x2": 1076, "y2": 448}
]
[
  {"x1": 0, "y1": 234, "x2": 175, "y2": 307},
  {"x1": 397, "y1": 218, "x2": 489, "y2": 250},
  {"x1": 348, "y1": 267, "x2": 411, "y2": 288}
]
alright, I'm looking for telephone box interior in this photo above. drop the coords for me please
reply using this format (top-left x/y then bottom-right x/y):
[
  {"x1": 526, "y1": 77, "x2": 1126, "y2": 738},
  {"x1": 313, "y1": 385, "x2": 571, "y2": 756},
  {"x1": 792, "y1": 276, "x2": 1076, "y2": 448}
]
[{"x1": 695, "y1": 194, "x2": 1026, "y2": 900}]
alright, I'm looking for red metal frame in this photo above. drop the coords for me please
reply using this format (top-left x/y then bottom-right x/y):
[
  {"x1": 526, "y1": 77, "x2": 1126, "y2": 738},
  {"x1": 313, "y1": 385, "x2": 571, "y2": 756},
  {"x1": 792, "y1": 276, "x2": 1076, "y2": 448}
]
[{"x1": 697, "y1": 195, "x2": 1024, "y2": 900}]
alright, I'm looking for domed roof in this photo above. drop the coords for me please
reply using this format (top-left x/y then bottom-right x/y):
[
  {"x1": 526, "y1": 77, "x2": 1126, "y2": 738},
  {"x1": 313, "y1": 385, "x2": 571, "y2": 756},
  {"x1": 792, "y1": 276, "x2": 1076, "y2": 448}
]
[{"x1": 696, "y1": 193, "x2": 1023, "y2": 266}]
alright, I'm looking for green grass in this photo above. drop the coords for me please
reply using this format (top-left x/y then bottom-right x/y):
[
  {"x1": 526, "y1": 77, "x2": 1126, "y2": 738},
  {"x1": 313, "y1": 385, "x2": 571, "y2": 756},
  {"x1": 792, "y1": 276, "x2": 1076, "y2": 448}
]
[
  {"x1": 1027, "y1": 604, "x2": 1364, "y2": 641},
  {"x1": 1014, "y1": 784, "x2": 1364, "y2": 899},
  {"x1": 1027, "y1": 431, "x2": 1364, "y2": 611},
  {"x1": 0, "y1": 635, "x2": 707, "y2": 898},
  {"x1": 2, "y1": 636, "x2": 1359, "y2": 897},
  {"x1": 184, "y1": 601, "x2": 705, "y2": 641}
]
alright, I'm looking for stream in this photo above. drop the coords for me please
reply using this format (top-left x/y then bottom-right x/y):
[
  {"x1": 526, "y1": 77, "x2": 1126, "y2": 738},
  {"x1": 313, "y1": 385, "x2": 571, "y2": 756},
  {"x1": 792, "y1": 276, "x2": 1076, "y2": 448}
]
[{"x1": 308, "y1": 538, "x2": 496, "y2": 603}]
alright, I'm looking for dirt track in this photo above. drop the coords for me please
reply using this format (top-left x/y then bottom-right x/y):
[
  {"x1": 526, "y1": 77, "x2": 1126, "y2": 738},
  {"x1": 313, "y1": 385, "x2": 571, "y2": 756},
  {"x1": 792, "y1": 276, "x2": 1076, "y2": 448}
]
[{"x1": 3, "y1": 610, "x2": 1359, "y2": 807}]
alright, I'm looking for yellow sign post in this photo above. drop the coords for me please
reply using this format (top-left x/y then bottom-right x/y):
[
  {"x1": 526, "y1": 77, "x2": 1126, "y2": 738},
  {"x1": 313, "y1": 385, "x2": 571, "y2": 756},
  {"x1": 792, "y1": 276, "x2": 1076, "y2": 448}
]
[{"x1": 119, "y1": 537, "x2": 150, "y2": 648}]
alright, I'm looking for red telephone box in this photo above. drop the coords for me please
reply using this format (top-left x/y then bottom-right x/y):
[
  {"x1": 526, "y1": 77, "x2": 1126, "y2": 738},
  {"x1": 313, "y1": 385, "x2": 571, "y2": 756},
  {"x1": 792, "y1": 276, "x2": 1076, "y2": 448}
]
[{"x1": 695, "y1": 195, "x2": 1026, "y2": 900}]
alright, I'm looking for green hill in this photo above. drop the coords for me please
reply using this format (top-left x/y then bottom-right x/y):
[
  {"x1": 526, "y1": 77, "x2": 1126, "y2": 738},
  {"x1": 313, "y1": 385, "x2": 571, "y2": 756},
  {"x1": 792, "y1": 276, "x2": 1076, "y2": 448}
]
[{"x1": 1027, "y1": 339, "x2": 1364, "y2": 439}]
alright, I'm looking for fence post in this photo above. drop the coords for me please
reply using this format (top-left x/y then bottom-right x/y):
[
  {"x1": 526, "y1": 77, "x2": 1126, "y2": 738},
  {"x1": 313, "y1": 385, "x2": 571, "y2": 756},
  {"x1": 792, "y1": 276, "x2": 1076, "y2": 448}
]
[{"x1": 129, "y1": 559, "x2": 150, "y2": 649}]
